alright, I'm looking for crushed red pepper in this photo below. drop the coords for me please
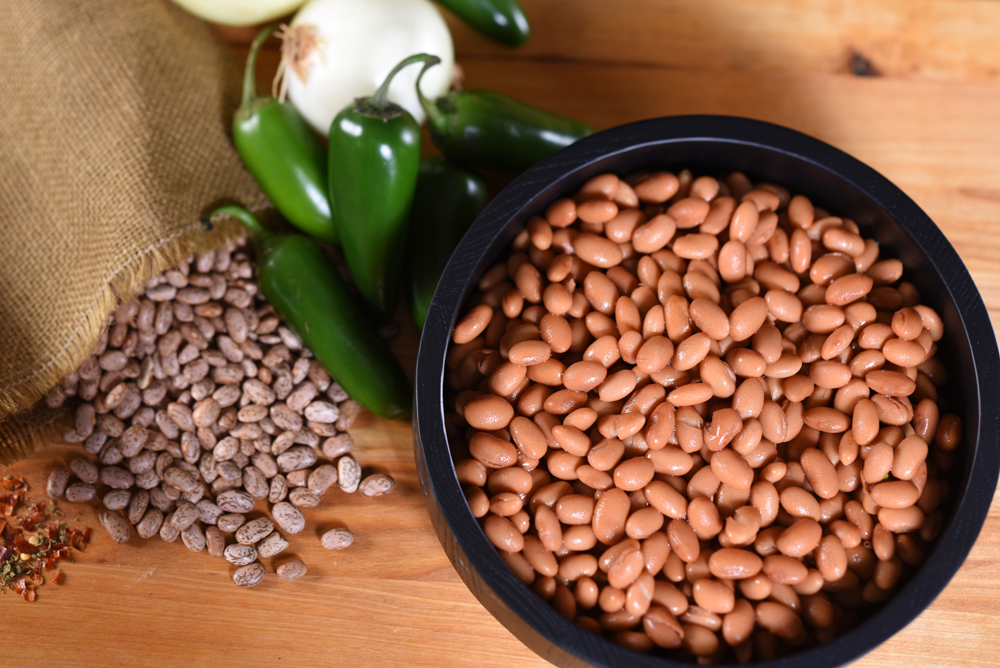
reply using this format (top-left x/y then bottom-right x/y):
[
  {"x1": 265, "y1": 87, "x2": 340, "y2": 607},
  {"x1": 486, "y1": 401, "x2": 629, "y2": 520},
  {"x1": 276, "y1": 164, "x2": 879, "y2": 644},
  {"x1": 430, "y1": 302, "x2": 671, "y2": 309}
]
[
  {"x1": 0, "y1": 476, "x2": 27, "y2": 516},
  {"x1": 1, "y1": 475, "x2": 89, "y2": 601}
]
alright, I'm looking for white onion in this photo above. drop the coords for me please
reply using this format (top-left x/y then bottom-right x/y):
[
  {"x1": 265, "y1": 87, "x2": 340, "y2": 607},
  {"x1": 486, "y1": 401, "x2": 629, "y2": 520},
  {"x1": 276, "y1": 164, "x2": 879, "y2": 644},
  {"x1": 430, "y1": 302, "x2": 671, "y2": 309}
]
[
  {"x1": 170, "y1": 0, "x2": 307, "y2": 27},
  {"x1": 281, "y1": 0, "x2": 454, "y2": 133}
]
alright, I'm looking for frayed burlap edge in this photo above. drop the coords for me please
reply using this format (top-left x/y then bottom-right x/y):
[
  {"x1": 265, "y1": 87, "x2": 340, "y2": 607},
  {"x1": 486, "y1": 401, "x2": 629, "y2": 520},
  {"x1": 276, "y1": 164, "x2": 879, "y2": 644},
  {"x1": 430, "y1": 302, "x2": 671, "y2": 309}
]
[
  {"x1": 0, "y1": 405, "x2": 72, "y2": 467},
  {"x1": 0, "y1": 205, "x2": 270, "y2": 465}
]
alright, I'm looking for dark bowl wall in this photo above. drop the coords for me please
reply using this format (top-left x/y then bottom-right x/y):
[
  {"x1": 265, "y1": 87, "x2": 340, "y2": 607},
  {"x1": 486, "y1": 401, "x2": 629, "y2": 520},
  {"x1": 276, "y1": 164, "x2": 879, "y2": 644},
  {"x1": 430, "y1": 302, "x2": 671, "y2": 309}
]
[{"x1": 413, "y1": 116, "x2": 1000, "y2": 668}]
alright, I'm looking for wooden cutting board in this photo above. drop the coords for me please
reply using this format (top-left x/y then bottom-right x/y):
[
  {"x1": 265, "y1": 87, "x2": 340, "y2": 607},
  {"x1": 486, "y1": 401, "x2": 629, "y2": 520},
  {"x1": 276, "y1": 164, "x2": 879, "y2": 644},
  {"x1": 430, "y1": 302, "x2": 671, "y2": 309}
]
[{"x1": 3, "y1": 1, "x2": 1000, "y2": 666}]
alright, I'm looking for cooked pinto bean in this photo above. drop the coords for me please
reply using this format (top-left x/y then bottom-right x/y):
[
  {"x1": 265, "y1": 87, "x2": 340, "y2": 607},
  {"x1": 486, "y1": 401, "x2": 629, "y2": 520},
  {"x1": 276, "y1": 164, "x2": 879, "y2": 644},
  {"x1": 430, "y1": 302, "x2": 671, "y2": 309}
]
[{"x1": 448, "y1": 168, "x2": 960, "y2": 657}]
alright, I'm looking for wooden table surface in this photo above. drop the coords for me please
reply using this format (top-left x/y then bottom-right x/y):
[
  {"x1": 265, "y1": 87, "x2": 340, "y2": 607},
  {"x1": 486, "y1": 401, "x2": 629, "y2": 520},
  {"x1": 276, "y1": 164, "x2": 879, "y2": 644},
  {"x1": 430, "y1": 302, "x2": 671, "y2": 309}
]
[{"x1": 3, "y1": 1, "x2": 1000, "y2": 666}]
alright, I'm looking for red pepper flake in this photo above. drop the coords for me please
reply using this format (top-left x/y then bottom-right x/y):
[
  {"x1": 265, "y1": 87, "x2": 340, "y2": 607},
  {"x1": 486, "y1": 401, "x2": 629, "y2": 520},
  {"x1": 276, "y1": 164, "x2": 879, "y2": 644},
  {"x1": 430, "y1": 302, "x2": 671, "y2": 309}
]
[
  {"x1": 13, "y1": 577, "x2": 36, "y2": 601},
  {"x1": 0, "y1": 477, "x2": 28, "y2": 517},
  {"x1": 13, "y1": 579, "x2": 36, "y2": 602},
  {"x1": 13, "y1": 535, "x2": 33, "y2": 556},
  {"x1": 0, "y1": 484, "x2": 88, "y2": 601},
  {"x1": 0, "y1": 476, "x2": 27, "y2": 493},
  {"x1": 71, "y1": 527, "x2": 92, "y2": 552}
]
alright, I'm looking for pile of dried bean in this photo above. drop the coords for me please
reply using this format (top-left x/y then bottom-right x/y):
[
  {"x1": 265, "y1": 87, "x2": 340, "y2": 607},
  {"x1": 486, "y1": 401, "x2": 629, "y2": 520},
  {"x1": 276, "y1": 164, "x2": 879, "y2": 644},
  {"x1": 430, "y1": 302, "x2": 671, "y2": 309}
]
[
  {"x1": 46, "y1": 238, "x2": 395, "y2": 587},
  {"x1": 446, "y1": 169, "x2": 960, "y2": 662}
]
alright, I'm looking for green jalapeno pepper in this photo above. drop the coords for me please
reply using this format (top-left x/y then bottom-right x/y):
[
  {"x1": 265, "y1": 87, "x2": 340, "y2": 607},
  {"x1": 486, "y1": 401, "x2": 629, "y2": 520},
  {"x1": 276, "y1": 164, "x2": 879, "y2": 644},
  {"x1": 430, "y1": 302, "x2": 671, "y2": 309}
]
[
  {"x1": 328, "y1": 54, "x2": 441, "y2": 323},
  {"x1": 212, "y1": 206, "x2": 411, "y2": 420},
  {"x1": 405, "y1": 158, "x2": 488, "y2": 331},
  {"x1": 416, "y1": 62, "x2": 595, "y2": 174},
  {"x1": 233, "y1": 26, "x2": 337, "y2": 246},
  {"x1": 434, "y1": 0, "x2": 531, "y2": 48}
]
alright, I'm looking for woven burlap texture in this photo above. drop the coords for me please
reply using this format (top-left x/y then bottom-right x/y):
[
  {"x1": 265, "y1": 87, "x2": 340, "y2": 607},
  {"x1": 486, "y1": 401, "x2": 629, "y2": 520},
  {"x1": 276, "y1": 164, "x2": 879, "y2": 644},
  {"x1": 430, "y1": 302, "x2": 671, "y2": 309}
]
[{"x1": 0, "y1": 0, "x2": 267, "y2": 463}]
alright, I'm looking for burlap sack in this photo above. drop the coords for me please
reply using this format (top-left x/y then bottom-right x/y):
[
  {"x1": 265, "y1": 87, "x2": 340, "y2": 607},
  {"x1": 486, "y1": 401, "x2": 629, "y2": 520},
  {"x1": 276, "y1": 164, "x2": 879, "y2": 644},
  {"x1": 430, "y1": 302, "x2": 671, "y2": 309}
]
[{"x1": 0, "y1": 0, "x2": 268, "y2": 463}]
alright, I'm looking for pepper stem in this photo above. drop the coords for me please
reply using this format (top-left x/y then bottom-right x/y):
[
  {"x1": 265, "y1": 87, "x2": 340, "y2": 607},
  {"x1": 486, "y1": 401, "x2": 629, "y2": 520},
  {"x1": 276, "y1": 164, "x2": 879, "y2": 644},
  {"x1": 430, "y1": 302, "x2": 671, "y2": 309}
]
[
  {"x1": 370, "y1": 53, "x2": 441, "y2": 111},
  {"x1": 414, "y1": 57, "x2": 444, "y2": 125},
  {"x1": 210, "y1": 206, "x2": 276, "y2": 254},
  {"x1": 241, "y1": 25, "x2": 277, "y2": 110}
]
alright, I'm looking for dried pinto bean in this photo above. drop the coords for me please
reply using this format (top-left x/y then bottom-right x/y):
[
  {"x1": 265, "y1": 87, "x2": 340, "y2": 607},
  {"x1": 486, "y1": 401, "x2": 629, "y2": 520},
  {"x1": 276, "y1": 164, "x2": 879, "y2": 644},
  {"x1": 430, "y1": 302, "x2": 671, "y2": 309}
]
[
  {"x1": 257, "y1": 531, "x2": 290, "y2": 557},
  {"x1": 47, "y1": 468, "x2": 71, "y2": 498},
  {"x1": 99, "y1": 511, "x2": 131, "y2": 543},
  {"x1": 55, "y1": 240, "x2": 390, "y2": 591},
  {"x1": 233, "y1": 562, "x2": 266, "y2": 587},
  {"x1": 236, "y1": 517, "x2": 275, "y2": 545},
  {"x1": 337, "y1": 455, "x2": 362, "y2": 493},
  {"x1": 321, "y1": 528, "x2": 354, "y2": 550},
  {"x1": 359, "y1": 473, "x2": 396, "y2": 498},
  {"x1": 276, "y1": 559, "x2": 308, "y2": 582},
  {"x1": 271, "y1": 501, "x2": 306, "y2": 534}
]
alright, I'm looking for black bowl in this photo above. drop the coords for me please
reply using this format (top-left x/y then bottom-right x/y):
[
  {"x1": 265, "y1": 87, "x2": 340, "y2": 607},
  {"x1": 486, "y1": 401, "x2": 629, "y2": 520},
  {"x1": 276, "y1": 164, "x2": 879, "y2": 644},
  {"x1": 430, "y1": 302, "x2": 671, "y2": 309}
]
[{"x1": 413, "y1": 115, "x2": 1000, "y2": 667}]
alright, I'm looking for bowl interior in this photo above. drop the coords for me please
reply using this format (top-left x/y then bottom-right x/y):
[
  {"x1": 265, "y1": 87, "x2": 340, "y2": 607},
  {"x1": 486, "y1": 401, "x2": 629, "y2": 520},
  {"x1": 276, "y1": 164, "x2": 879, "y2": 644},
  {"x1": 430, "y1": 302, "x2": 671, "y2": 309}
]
[{"x1": 414, "y1": 116, "x2": 1000, "y2": 668}]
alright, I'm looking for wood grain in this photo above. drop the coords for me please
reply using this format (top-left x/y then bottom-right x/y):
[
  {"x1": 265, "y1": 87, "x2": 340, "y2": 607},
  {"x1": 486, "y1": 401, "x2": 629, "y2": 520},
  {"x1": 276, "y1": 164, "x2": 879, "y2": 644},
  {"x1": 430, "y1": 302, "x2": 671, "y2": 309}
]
[
  {"x1": 3, "y1": 1, "x2": 1000, "y2": 666},
  {"x1": 439, "y1": 0, "x2": 1000, "y2": 83}
]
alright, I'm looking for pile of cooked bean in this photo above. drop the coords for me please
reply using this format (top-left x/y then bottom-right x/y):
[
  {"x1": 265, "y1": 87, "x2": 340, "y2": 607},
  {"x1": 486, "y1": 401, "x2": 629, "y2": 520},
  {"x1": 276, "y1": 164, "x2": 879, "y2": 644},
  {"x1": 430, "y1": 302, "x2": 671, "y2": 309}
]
[{"x1": 444, "y1": 168, "x2": 960, "y2": 662}]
